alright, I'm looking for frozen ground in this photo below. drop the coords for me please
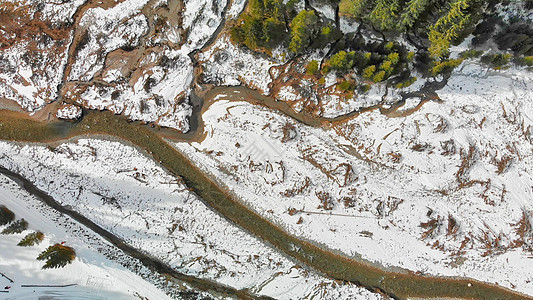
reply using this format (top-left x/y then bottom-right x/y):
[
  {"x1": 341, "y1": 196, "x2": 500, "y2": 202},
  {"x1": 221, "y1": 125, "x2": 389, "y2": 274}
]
[
  {"x1": 0, "y1": 174, "x2": 172, "y2": 300},
  {"x1": 0, "y1": 0, "x2": 83, "y2": 111},
  {"x1": 0, "y1": 0, "x2": 239, "y2": 132},
  {"x1": 173, "y1": 61, "x2": 533, "y2": 296},
  {"x1": 200, "y1": 35, "x2": 282, "y2": 94},
  {"x1": 66, "y1": 0, "x2": 242, "y2": 132},
  {"x1": 0, "y1": 139, "x2": 382, "y2": 300},
  {"x1": 183, "y1": 0, "x2": 228, "y2": 49}
]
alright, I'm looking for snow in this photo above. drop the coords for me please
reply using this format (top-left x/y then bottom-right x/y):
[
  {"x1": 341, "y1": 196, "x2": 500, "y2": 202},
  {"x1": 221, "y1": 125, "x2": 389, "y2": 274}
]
[
  {"x1": 70, "y1": 4, "x2": 150, "y2": 81},
  {"x1": 172, "y1": 61, "x2": 533, "y2": 296},
  {"x1": 312, "y1": 1, "x2": 336, "y2": 21},
  {"x1": 40, "y1": 0, "x2": 86, "y2": 25},
  {"x1": 200, "y1": 36, "x2": 280, "y2": 94},
  {"x1": 0, "y1": 175, "x2": 172, "y2": 300},
  {"x1": 340, "y1": 18, "x2": 360, "y2": 34},
  {"x1": 0, "y1": 139, "x2": 383, "y2": 299},
  {"x1": 3, "y1": 0, "x2": 533, "y2": 297},
  {"x1": 496, "y1": 1, "x2": 533, "y2": 22},
  {"x1": 0, "y1": 37, "x2": 70, "y2": 112},
  {"x1": 182, "y1": 0, "x2": 228, "y2": 49},
  {"x1": 277, "y1": 85, "x2": 300, "y2": 102},
  {"x1": 56, "y1": 104, "x2": 82, "y2": 120},
  {"x1": 227, "y1": 0, "x2": 247, "y2": 18}
]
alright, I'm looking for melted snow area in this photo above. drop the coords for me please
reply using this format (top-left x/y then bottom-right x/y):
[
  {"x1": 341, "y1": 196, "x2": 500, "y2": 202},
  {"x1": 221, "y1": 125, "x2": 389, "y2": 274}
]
[
  {"x1": 69, "y1": 0, "x2": 194, "y2": 131},
  {"x1": 0, "y1": 175, "x2": 172, "y2": 300},
  {"x1": 67, "y1": 0, "x2": 232, "y2": 132},
  {"x1": 174, "y1": 62, "x2": 533, "y2": 295},
  {"x1": 70, "y1": 0, "x2": 150, "y2": 82},
  {"x1": 0, "y1": 0, "x2": 234, "y2": 132},
  {"x1": 0, "y1": 139, "x2": 382, "y2": 300}
]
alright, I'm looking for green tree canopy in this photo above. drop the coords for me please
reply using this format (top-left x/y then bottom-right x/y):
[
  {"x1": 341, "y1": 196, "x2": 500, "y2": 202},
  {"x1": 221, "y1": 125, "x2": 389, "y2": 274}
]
[{"x1": 289, "y1": 10, "x2": 318, "y2": 53}]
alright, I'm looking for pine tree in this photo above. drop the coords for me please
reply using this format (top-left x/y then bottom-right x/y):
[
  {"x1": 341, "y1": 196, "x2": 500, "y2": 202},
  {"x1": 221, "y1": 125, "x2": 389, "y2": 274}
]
[
  {"x1": 329, "y1": 51, "x2": 355, "y2": 71},
  {"x1": 37, "y1": 244, "x2": 76, "y2": 269},
  {"x1": 339, "y1": 0, "x2": 370, "y2": 18},
  {"x1": 18, "y1": 232, "x2": 44, "y2": 247},
  {"x1": 387, "y1": 52, "x2": 400, "y2": 65},
  {"x1": 428, "y1": 0, "x2": 473, "y2": 59},
  {"x1": 306, "y1": 60, "x2": 319, "y2": 75},
  {"x1": 362, "y1": 65, "x2": 376, "y2": 79},
  {"x1": 370, "y1": 0, "x2": 401, "y2": 31},
  {"x1": 289, "y1": 10, "x2": 318, "y2": 53},
  {"x1": 0, "y1": 205, "x2": 15, "y2": 225},
  {"x1": 400, "y1": 0, "x2": 430, "y2": 29},
  {"x1": 373, "y1": 70, "x2": 387, "y2": 82},
  {"x1": 1, "y1": 218, "x2": 28, "y2": 234}
]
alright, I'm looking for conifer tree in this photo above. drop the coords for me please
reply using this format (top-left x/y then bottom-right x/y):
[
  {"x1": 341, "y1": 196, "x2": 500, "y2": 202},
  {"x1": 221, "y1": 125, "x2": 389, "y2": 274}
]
[
  {"x1": 370, "y1": 0, "x2": 401, "y2": 31},
  {"x1": 289, "y1": 10, "x2": 318, "y2": 53},
  {"x1": 400, "y1": 0, "x2": 430, "y2": 29},
  {"x1": 339, "y1": 0, "x2": 370, "y2": 19},
  {"x1": 428, "y1": 0, "x2": 473, "y2": 59}
]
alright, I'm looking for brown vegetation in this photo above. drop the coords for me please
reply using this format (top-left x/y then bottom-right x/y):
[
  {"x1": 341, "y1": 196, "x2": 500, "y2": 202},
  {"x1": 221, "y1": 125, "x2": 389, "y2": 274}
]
[
  {"x1": 387, "y1": 151, "x2": 402, "y2": 163},
  {"x1": 316, "y1": 191, "x2": 334, "y2": 210},
  {"x1": 421, "y1": 216, "x2": 442, "y2": 240},
  {"x1": 492, "y1": 154, "x2": 513, "y2": 174},
  {"x1": 282, "y1": 176, "x2": 310, "y2": 197},
  {"x1": 511, "y1": 210, "x2": 533, "y2": 253},
  {"x1": 446, "y1": 214, "x2": 459, "y2": 238},
  {"x1": 280, "y1": 121, "x2": 297, "y2": 143}
]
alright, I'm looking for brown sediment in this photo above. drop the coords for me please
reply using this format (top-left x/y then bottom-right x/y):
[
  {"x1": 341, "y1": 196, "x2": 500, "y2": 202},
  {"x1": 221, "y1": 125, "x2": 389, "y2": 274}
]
[
  {"x1": 60, "y1": 0, "x2": 130, "y2": 88},
  {"x1": 0, "y1": 98, "x2": 23, "y2": 112}
]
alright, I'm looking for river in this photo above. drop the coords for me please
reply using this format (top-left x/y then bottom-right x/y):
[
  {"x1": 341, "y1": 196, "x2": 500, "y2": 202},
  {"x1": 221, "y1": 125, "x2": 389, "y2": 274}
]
[{"x1": 0, "y1": 108, "x2": 530, "y2": 299}]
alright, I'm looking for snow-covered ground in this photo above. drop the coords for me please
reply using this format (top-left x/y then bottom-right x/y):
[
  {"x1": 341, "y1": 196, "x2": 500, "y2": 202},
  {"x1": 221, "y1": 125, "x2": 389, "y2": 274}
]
[
  {"x1": 0, "y1": 139, "x2": 382, "y2": 299},
  {"x1": 173, "y1": 61, "x2": 533, "y2": 296},
  {"x1": 0, "y1": 175, "x2": 172, "y2": 300},
  {"x1": 0, "y1": 0, "x2": 82, "y2": 112},
  {"x1": 200, "y1": 35, "x2": 281, "y2": 94},
  {"x1": 183, "y1": 0, "x2": 228, "y2": 49},
  {"x1": 56, "y1": 104, "x2": 82, "y2": 120}
]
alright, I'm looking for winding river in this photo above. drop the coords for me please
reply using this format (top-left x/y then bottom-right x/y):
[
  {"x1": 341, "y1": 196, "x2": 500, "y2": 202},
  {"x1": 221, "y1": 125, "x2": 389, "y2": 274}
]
[{"x1": 0, "y1": 108, "x2": 531, "y2": 299}]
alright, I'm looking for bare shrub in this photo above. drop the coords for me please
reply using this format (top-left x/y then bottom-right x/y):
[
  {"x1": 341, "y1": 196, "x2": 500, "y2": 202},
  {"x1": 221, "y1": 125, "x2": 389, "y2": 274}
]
[
  {"x1": 280, "y1": 122, "x2": 297, "y2": 143},
  {"x1": 447, "y1": 214, "x2": 459, "y2": 238},
  {"x1": 440, "y1": 139, "x2": 456, "y2": 156},
  {"x1": 492, "y1": 154, "x2": 513, "y2": 174},
  {"x1": 316, "y1": 191, "x2": 334, "y2": 210},
  {"x1": 420, "y1": 216, "x2": 442, "y2": 239}
]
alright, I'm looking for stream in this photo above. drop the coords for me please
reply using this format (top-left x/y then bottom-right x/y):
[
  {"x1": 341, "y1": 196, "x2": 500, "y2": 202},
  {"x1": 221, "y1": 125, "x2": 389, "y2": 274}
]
[{"x1": 0, "y1": 165, "x2": 272, "y2": 300}]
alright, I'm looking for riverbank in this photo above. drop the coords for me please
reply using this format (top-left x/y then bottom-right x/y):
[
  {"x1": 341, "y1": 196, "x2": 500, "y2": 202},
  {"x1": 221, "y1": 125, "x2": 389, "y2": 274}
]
[{"x1": 0, "y1": 165, "x2": 270, "y2": 299}]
